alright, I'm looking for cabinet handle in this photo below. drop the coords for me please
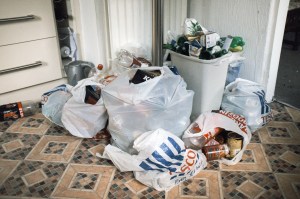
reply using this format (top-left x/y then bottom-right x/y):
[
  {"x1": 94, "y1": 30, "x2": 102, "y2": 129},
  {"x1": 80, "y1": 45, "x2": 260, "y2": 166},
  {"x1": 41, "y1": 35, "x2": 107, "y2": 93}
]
[
  {"x1": 0, "y1": 61, "x2": 42, "y2": 74},
  {"x1": 0, "y1": 15, "x2": 35, "y2": 23}
]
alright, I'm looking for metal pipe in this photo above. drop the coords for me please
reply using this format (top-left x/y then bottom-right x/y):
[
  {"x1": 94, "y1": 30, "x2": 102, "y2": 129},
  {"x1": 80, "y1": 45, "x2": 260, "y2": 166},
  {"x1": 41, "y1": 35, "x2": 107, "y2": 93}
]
[{"x1": 152, "y1": 0, "x2": 164, "y2": 66}]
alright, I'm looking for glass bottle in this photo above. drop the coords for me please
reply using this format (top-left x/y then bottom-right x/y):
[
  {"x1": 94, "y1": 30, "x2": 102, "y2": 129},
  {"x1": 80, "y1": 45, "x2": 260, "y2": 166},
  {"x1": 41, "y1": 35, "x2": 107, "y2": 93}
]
[
  {"x1": 117, "y1": 49, "x2": 142, "y2": 68},
  {"x1": 0, "y1": 100, "x2": 38, "y2": 121},
  {"x1": 202, "y1": 144, "x2": 229, "y2": 161}
]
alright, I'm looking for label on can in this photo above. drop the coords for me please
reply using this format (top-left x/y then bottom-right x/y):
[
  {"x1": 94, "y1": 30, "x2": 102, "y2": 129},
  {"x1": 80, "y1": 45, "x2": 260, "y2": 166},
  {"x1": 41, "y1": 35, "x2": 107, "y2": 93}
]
[
  {"x1": 227, "y1": 132, "x2": 243, "y2": 158},
  {"x1": 0, "y1": 102, "x2": 24, "y2": 121},
  {"x1": 202, "y1": 144, "x2": 229, "y2": 161}
]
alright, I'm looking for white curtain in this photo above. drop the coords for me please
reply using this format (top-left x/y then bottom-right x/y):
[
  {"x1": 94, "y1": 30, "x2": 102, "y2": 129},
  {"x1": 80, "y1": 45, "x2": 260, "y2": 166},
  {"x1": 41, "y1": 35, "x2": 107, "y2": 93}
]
[
  {"x1": 107, "y1": 0, "x2": 187, "y2": 61},
  {"x1": 107, "y1": 0, "x2": 153, "y2": 60},
  {"x1": 163, "y1": 0, "x2": 187, "y2": 43},
  {"x1": 75, "y1": 0, "x2": 187, "y2": 65}
]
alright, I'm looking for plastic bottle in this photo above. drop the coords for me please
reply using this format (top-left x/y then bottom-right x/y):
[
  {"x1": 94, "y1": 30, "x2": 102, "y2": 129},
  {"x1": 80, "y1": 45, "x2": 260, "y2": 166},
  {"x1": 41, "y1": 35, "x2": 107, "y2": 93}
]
[
  {"x1": 117, "y1": 49, "x2": 139, "y2": 68},
  {"x1": 183, "y1": 127, "x2": 224, "y2": 150},
  {"x1": 222, "y1": 35, "x2": 233, "y2": 51},
  {"x1": 88, "y1": 64, "x2": 104, "y2": 78},
  {"x1": 0, "y1": 100, "x2": 39, "y2": 121}
]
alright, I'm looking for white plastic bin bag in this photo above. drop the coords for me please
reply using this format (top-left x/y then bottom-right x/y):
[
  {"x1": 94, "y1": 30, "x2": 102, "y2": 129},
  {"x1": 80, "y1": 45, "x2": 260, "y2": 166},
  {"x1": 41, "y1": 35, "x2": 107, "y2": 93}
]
[
  {"x1": 102, "y1": 66, "x2": 194, "y2": 153},
  {"x1": 97, "y1": 128, "x2": 207, "y2": 191},
  {"x1": 221, "y1": 78, "x2": 273, "y2": 132},
  {"x1": 61, "y1": 78, "x2": 108, "y2": 138},
  {"x1": 41, "y1": 84, "x2": 73, "y2": 127},
  {"x1": 182, "y1": 110, "x2": 252, "y2": 165}
]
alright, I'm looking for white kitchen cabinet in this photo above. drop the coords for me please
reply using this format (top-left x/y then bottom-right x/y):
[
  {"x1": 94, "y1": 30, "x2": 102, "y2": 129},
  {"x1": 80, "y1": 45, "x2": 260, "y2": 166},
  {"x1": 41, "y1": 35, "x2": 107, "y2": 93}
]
[
  {"x1": 0, "y1": 38, "x2": 63, "y2": 93},
  {"x1": 0, "y1": 0, "x2": 63, "y2": 94},
  {"x1": 0, "y1": 0, "x2": 57, "y2": 46}
]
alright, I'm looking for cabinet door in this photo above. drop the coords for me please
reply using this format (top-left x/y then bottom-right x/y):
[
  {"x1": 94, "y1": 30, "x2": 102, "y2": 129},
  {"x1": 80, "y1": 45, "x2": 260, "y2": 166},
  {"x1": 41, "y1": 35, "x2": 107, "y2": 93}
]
[
  {"x1": 0, "y1": 0, "x2": 56, "y2": 46},
  {"x1": 0, "y1": 38, "x2": 63, "y2": 94}
]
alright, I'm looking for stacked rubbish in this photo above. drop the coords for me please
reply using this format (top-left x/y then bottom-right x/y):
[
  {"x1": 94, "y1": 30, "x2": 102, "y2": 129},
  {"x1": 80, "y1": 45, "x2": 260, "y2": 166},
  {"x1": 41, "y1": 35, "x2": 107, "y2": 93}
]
[
  {"x1": 182, "y1": 110, "x2": 252, "y2": 166},
  {"x1": 34, "y1": 19, "x2": 273, "y2": 192},
  {"x1": 41, "y1": 77, "x2": 109, "y2": 139},
  {"x1": 163, "y1": 18, "x2": 245, "y2": 61},
  {"x1": 101, "y1": 66, "x2": 194, "y2": 154},
  {"x1": 97, "y1": 109, "x2": 252, "y2": 191}
]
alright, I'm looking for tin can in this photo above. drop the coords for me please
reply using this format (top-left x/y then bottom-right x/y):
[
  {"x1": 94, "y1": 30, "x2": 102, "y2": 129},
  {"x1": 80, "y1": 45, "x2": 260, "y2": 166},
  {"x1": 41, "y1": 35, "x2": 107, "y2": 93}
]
[
  {"x1": 202, "y1": 144, "x2": 229, "y2": 161},
  {"x1": 227, "y1": 132, "x2": 243, "y2": 158}
]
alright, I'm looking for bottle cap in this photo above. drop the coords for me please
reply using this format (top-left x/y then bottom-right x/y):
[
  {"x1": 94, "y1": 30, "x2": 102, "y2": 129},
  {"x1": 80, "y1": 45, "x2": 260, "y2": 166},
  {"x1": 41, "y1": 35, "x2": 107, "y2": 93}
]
[{"x1": 97, "y1": 64, "x2": 103, "y2": 70}]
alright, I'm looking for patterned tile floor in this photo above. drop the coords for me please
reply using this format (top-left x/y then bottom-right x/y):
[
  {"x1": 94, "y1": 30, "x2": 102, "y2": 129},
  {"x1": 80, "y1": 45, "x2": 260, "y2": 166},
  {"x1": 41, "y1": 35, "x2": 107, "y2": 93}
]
[{"x1": 0, "y1": 101, "x2": 299, "y2": 199}]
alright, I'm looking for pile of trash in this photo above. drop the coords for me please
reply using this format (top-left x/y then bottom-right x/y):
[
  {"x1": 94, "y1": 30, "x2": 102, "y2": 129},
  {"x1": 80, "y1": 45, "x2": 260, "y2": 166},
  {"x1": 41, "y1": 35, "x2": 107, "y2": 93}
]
[
  {"x1": 97, "y1": 109, "x2": 252, "y2": 191},
  {"x1": 41, "y1": 77, "x2": 109, "y2": 139},
  {"x1": 36, "y1": 20, "x2": 273, "y2": 191},
  {"x1": 164, "y1": 18, "x2": 245, "y2": 60},
  {"x1": 182, "y1": 110, "x2": 252, "y2": 166},
  {"x1": 102, "y1": 66, "x2": 194, "y2": 153}
]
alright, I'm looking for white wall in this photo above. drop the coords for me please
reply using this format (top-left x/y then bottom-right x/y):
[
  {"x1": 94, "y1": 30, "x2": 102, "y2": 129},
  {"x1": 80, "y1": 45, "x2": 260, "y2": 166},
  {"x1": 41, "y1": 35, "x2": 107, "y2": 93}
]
[
  {"x1": 189, "y1": 0, "x2": 290, "y2": 101},
  {"x1": 188, "y1": 0, "x2": 272, "y2": 85}
]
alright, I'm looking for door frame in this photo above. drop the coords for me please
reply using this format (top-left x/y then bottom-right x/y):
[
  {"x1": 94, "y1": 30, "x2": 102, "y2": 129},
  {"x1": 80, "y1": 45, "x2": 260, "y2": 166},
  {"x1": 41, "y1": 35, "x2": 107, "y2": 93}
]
[{"x1": 265, "y1": 0, "x2": 290, "y2": 102}]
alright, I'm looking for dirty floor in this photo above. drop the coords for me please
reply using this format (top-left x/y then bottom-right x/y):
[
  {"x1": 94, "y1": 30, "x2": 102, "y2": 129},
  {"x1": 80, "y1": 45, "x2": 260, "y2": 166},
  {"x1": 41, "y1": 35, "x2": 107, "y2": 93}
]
[{"x1": 0, "y1": 101, "x2": 300, "y2": 199}]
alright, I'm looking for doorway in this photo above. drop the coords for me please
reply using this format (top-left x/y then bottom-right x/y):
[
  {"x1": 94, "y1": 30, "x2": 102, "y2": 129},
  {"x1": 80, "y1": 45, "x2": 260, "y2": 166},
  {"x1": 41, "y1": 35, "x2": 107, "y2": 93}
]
[{"x1": 274, "y1": 1, "x2": 300, "y2": 110}]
